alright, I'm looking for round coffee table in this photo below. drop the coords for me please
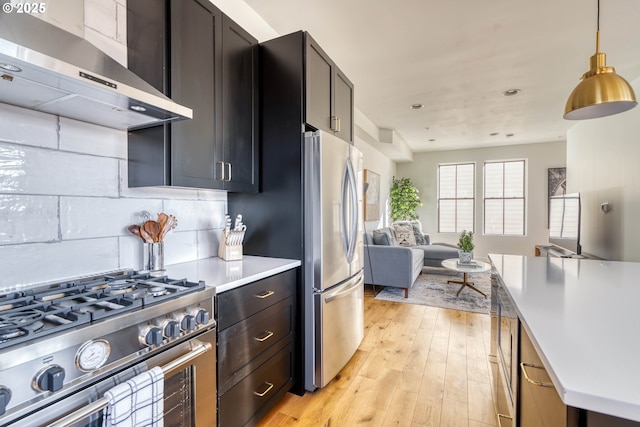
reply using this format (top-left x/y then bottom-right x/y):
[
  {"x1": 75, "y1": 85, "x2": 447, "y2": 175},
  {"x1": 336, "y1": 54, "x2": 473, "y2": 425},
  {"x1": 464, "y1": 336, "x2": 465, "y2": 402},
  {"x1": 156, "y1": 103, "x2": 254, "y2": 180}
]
[{"x1": 441, "y1": 258, "x2": 491, "y2": 298}]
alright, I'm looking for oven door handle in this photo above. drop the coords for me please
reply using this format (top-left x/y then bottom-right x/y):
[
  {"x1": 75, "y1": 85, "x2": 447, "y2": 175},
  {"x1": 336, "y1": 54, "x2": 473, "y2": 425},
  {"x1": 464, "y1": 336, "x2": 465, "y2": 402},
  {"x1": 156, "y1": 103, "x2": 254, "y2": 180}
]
[{"x1": 47, "y1": 342, "x2": 213, "y2": 427}]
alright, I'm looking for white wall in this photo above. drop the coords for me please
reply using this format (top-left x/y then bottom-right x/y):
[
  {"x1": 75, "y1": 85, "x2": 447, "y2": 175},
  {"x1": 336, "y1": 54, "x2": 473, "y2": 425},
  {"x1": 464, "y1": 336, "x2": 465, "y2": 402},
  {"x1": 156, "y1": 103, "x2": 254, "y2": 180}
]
[
  {"x1": 354, "y1": 137, "x2": 397, "y2": 232},
  {"x1": 397, "y1": 141, "x2": 566, "y2": 258},
  {"x1": 566, "y1": 78, "x2": 640, "y2": 261},
  {"x1": 0, "y1": 0, "x2": 227, "y2": 290}
]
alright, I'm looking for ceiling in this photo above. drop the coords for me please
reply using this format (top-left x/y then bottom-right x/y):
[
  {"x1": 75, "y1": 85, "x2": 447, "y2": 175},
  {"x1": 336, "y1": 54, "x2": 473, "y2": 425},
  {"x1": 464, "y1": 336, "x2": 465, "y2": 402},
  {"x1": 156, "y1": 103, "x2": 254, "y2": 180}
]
[{"x1": 243, "y1": 0, "x2": 640, "y2": 158}]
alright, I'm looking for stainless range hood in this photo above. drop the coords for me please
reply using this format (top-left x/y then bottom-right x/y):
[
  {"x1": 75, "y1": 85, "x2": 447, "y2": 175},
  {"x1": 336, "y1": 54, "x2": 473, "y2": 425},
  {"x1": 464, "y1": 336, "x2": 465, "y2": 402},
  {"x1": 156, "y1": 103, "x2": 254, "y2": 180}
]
[{"x1": 0, "y1": 7, "x2": 192, "y2": 130}]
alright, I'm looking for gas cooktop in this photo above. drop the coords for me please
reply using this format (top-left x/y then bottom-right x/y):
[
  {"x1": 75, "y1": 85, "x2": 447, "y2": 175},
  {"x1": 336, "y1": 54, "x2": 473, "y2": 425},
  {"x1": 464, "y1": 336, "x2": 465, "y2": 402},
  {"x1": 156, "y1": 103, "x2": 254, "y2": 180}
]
[{"x1": 0, "y1": 270, "x2": 205, "y2": 351}]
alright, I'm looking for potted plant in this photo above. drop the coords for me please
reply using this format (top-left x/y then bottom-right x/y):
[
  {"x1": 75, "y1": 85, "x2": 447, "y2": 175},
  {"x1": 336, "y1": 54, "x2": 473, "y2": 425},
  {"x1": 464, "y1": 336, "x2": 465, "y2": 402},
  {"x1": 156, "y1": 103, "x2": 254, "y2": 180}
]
[
  {"x1": 390, "y1": 177, "x2": 422, "y2": 222},
  {"x1": 457, "y1": 230, "x2": 474, "y2": 264}
]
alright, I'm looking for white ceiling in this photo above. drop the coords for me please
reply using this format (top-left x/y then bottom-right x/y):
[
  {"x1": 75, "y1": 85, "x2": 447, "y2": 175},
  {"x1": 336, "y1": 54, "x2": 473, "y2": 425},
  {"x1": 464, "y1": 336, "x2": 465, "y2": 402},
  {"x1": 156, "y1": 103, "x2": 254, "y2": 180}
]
[{"x1": 244, "y1": 0, "x2": 640, "y2": 158}]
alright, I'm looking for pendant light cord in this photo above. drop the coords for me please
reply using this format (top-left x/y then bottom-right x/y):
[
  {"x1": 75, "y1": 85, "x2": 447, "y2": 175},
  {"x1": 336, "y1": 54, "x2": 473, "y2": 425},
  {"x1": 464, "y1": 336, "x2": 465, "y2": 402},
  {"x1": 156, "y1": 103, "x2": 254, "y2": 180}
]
[{"x1": 595, "y1": 0, "x2": 601, "y2": 52}]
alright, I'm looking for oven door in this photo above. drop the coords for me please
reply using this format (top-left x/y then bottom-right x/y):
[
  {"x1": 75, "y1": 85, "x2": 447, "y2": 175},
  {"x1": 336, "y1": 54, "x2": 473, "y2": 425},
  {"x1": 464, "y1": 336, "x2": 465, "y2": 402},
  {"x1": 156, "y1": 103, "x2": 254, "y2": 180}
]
[{"x1": 12, "y1": 327, "x2": 216, "y2": 427}]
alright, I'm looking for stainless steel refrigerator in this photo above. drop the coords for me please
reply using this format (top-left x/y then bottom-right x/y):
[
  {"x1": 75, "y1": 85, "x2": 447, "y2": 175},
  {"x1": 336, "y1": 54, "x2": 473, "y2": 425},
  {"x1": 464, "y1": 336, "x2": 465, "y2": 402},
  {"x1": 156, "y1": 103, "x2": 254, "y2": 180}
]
[{"x1": 303, "y1": 130, "x2": 364, "y2": 391}]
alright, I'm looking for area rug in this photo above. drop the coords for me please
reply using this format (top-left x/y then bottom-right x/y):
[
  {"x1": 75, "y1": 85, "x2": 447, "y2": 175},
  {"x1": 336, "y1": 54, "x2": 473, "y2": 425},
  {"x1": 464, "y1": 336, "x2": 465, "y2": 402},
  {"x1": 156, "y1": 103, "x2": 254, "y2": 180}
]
[{"x1": 374, "y1": 267, "x2": 491, "y2": 314}]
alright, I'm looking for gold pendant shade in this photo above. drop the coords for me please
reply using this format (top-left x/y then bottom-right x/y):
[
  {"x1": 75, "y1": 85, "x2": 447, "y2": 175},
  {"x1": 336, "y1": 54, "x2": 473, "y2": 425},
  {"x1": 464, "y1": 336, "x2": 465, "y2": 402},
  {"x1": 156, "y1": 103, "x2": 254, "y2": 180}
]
[{"x1": 564, "y1": 18, "x2": 637, "y2": 120}]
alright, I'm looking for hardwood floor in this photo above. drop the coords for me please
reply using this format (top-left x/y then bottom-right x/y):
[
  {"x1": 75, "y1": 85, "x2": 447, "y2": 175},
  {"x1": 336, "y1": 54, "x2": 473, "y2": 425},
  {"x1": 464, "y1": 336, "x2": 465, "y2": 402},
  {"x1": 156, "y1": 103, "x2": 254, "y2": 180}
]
[{"x1": 258, "y1": 286, "x2": 497, "y2": 427}]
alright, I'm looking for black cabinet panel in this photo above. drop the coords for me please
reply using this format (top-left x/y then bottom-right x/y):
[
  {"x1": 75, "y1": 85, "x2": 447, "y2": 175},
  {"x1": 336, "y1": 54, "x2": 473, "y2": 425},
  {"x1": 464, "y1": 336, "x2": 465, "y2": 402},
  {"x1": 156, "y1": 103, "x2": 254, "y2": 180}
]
[
  {"x1": 217, "y1": 269, "x2": 296, "y2": 330},
  {"x1": 218, "y1": 297, "x2": 294, "y2": 394},
  {"x1": 221, "y1": 15, "x2": 259, "y2": 192},
  {"x1": 127, "y1": 0, "x2": 258, "y2": 191},
  {"x1": 334, "y1": 68, "x2": 354, "y2": 143},
  {"x1": 126, "y1": 0, "x2": 167, "y2": 93},
  {"x1": 305, "y1": 37, "x2": 332, "y2": 133},
  {"x1": 219, "y1": 341, "x2": 294, "y2": 427},
  {"x1": 304, "y1": 33, "x2": 354, "y2": 144},
  {"x1": 217, "y1": 269, "x2": 298, "y2": 426},
  {"x1": 170, "y1": 0, "x2": 221, "y2": 188}
]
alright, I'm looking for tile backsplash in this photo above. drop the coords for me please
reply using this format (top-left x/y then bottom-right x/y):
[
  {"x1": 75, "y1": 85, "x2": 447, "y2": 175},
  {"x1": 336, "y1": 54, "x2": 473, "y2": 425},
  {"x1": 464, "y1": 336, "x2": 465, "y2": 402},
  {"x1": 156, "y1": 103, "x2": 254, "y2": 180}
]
[{"x1": 0, "y1": 1, "x2": 227, "y2": 289}]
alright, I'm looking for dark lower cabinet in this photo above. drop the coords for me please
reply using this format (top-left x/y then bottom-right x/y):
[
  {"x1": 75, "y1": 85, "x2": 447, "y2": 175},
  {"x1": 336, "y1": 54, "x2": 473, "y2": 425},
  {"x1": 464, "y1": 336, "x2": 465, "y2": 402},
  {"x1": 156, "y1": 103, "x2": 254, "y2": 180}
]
[
  {"x1": 127, "y1": 0, "x2": 258, "y2": 192},
  {"x1": 216, "y1": 269, "x2": 297, "y2": 426}
]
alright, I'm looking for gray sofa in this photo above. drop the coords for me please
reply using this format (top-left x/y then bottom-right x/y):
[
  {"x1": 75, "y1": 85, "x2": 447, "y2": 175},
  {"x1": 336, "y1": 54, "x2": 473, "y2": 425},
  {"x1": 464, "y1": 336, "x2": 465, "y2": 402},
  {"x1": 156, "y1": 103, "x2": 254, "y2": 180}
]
[{"x1": 363, "y1": 223, "x2": 459, "y2": 297}]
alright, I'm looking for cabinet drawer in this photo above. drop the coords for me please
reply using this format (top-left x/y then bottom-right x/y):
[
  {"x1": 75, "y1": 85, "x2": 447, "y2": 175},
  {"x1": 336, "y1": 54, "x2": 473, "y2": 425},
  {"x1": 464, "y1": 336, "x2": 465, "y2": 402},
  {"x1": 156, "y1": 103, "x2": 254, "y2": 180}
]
[
  {"x1": 218, "y1": 296, "x2": 294, "y2": 393},
  {"x1": 519, "y1": 324, "x2": 576, "y2": 427},
  {"x1": 219, "y1": 341, "x2": 294, "y2": 427},
  {"x1": 217, "y1": 269, "x2": 296, "y2": 329}
]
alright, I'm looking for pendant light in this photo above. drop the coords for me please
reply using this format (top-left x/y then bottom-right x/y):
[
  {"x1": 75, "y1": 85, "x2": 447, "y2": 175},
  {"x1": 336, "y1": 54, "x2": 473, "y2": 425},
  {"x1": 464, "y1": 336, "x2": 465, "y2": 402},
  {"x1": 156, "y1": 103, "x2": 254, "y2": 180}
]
[{"x1": 563, "y1": 0, "x2": 637, "y2": 120}]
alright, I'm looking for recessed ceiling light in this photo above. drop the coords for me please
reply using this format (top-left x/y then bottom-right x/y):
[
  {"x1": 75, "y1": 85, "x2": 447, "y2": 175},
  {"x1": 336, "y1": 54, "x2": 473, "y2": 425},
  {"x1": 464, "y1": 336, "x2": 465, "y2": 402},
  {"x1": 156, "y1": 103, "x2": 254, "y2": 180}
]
[
  {"x1": 130, "y1": 105, "x2": 147, "y2": 112},
  {"x1": 489, "y1": 132, "x2": 499, "y2": 136},
  {"x1": 503, "y1": 89, "x2": 521, "y2": 96},
  {"x1": 0, "y1": 63, "x2": 21, "y2": 72},
  {"x1": 506, "y1": 133, "x2": 515, "y2": 137},
  {"x1": 410, "y1": 103, "x2": 424, "y2": 110}
]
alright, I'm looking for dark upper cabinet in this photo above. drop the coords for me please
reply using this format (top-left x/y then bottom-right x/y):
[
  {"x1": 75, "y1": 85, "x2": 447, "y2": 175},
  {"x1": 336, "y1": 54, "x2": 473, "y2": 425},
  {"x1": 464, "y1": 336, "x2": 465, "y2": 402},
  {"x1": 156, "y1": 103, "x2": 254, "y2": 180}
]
[
  {"x1": 221, "y1": 15, "x2": 259, "y2": 192},
  {"x1": 305, "y1": 34, "x2": 354, "y2": 144},
  {"x1": 126, "y1": 0, "x2": 258, "y2": 192}
]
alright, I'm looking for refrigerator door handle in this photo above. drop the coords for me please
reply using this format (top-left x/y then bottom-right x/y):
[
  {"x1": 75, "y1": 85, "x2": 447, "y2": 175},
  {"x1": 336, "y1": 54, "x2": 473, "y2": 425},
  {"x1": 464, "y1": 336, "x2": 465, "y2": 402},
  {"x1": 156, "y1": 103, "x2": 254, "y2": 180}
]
[
  {"x1": 340, "y1": 161, "x2": 350, "y2": 257},
  {"x1": 325, "y1": 273, "x2": 364, "y2": 303},
  {"x1": 345, "y1": 158, "x2": 358, "y2": 263}
]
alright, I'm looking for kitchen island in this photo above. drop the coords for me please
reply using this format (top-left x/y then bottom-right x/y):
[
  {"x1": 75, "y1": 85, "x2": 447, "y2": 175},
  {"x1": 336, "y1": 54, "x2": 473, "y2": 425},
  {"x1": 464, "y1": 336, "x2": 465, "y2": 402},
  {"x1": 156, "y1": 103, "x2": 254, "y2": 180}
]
[{"x1": 490, "y1": 254, "x2": 640, "y2": 425}]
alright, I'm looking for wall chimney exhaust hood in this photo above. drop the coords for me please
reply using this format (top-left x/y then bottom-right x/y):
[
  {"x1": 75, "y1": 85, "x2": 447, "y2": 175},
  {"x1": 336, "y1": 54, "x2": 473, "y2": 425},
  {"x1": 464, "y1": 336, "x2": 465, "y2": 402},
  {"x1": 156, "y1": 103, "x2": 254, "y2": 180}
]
[{"x1": 0, "y1": 7, "x2": 192, "y2": 130}]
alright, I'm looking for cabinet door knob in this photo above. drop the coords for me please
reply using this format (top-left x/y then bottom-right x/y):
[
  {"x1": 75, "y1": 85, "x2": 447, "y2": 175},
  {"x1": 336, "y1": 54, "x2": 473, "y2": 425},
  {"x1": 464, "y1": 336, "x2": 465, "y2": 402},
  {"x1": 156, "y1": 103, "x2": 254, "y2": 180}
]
[
  {"x1": 254, "y1": 330, "x2": 274, "y2": 342},
  {"x1": 520, "y1": 362, "x2": 554, "y2": 387},
  {"x1": 253, "y1": 382, "x2": 274, "y2": 397},
  {"x1": 226, "y1": 162, "x2": 232, "y2": 181}
]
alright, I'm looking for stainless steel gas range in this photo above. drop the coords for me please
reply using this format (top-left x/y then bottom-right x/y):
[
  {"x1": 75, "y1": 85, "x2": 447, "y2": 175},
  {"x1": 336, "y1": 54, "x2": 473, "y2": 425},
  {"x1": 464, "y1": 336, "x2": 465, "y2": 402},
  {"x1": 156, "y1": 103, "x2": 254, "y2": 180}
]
[{"x1": 0, "y1": 270, "x2": 216, "y2": 427}]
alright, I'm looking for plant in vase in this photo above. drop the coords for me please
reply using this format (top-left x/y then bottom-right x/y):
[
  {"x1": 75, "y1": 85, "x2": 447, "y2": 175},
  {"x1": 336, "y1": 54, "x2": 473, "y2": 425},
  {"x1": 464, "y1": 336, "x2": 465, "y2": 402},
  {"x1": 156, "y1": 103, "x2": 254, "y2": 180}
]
[{"x1": 457, "y1": 230, "x2": 474, "y2": 264}]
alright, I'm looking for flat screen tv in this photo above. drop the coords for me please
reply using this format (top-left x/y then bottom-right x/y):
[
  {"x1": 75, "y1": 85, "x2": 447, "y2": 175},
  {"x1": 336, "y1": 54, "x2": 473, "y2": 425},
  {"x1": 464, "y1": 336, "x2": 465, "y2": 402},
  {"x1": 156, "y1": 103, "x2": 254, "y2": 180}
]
[{"x1": 548, "y1": 192, "x2": 581, "y2": 255}]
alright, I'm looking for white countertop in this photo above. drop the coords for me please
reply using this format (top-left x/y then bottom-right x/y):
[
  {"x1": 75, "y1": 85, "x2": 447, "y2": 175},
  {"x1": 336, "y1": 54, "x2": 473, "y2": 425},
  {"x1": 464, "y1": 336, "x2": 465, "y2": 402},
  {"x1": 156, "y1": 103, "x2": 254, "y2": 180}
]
[
  {"x1": 489, "y1": 254, "x2": 640, "y2": 422},
  {"x1": 164, "y1": 256, "x2": 300, "y2": 294}
]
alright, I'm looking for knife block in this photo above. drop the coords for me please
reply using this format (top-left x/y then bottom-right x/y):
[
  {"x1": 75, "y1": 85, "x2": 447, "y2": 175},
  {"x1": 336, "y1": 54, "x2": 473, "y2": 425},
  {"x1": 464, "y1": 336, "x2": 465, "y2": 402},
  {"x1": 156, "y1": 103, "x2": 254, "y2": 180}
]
[{"x1": 219, "y1": 230, "x2": 243, "y2": 261}]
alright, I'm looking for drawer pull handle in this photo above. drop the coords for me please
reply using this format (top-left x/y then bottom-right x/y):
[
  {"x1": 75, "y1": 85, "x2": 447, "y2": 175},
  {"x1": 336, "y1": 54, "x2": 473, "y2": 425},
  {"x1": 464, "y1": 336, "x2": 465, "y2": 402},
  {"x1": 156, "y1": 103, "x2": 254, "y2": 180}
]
[
  {"x1": 497, "y1": 413, "x2": 513, "y2": 427},
  {"x1": 255, "y1": 330, "x2": 274, "y2": 342},
  {"x1": 255, "y1": 290, "x2": 275, "y2": 299},
  {"x1": 253, "y1": 382, "x2": 274, "y2": 397},
  {"x1": 520, "y1": 362, "x2": 554, "y2": 387}
]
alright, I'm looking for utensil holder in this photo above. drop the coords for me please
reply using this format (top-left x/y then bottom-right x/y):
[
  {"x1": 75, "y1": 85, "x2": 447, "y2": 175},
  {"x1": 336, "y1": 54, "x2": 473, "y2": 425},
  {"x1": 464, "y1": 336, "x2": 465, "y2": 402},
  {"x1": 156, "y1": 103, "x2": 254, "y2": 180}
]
[
  {"x1": 219, "y1": 230, "x2": 243, "y2": 261},
  {"x1": 143, "y1": 242, "x2": 165, "y2": 272}
]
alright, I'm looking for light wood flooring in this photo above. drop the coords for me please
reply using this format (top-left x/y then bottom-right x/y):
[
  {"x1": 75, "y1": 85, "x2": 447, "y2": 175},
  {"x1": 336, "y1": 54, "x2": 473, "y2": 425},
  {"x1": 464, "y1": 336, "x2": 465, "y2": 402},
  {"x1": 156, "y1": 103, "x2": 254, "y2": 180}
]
[{"x1": 258, "y1": 286, "x2": 497, "y2": 427}]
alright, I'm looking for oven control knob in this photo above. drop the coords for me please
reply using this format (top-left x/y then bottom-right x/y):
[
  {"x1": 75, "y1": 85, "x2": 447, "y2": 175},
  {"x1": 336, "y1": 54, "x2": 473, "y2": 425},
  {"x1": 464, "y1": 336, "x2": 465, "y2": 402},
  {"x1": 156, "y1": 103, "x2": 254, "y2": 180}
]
[
  {"x1": 162, "y1": 320, "x2": 181, "y2": 339},
  {"x1": 143, "y1": 326, "x2": 163, "y2": 346},
  {"x1": 193, "y1": 309, "x2": 210, "y2": 325},
  {"x1": 0, "y1": 386, "x2": 11, "y2": 416},
  {"x1": 180, "y1": 314, "x2": 196, "y2": 332},
  {"x1": 33, "y1": 365, "x2": 65, "y2": 393}
]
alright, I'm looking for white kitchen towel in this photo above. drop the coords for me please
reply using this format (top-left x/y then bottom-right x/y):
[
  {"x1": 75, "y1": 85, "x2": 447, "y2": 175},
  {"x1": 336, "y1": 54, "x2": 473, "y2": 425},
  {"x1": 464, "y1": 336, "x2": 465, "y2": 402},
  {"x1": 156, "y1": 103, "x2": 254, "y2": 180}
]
[{"x1": 103, "y1": 366, "x2": 164, "y2": 427}]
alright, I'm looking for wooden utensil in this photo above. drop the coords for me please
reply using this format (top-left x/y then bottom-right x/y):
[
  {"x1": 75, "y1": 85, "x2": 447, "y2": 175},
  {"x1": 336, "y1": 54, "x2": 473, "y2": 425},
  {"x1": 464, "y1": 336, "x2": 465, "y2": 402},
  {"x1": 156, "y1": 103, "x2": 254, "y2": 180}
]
[
  {"x1": 159, "y1": 215, "x2": 177, "y2": 241},
  {"x1": 157, "y1": 213, "x2": 168, "y2": 234},
  {"x1": 142, "y1": 220, "x2": 161, "y2": 243},
  {"x1": 128, "y1": 225, "x2": 144, "y2": 242}
]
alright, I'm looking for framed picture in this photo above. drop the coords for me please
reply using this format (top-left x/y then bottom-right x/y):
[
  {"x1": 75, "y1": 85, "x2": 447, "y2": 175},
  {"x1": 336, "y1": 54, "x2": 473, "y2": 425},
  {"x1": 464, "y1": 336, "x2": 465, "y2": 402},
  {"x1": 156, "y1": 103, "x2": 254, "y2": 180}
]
[
  {"x1": 364, "y1": 169, "x2": 380, "y2": 221},
  {"x1": 548, "y1": 167, "x2": 567, "y2": 198},
  {"x1": 548, "y1": 167, "x2": 566, "y2": 226}
]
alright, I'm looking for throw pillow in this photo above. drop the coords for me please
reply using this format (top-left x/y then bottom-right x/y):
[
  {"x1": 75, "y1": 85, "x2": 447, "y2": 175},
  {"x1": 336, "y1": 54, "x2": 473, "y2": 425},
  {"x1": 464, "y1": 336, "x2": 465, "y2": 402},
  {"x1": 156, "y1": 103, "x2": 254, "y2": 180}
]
[
  {"x1": 393, "y1": 224, "x2": 416, "y2": 247},
  {"x1": 394, "y1": 221, "x2": 427, "y2": 245},
  {"x1": 372, "y1": 228, "x2": 395, "y2": 246}
]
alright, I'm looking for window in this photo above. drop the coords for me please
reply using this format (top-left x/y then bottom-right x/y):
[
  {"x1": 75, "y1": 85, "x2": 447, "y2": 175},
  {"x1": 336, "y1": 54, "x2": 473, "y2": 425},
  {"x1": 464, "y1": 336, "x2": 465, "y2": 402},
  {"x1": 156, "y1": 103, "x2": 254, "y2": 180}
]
[
  {"x1": 438, "y1": 163, "x2": 475, "y2": 233},
  {"x1": 484, "y1": 160, "x2": 526, "y2": 235}
]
